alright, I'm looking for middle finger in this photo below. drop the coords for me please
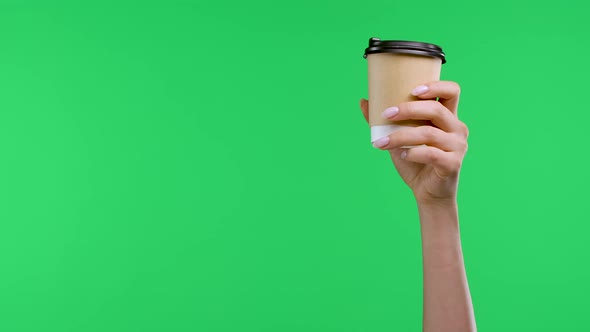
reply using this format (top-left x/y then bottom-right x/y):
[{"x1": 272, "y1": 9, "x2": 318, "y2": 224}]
[{"x1": 381, "y1": 100, "x2": 463, "y2": 134}]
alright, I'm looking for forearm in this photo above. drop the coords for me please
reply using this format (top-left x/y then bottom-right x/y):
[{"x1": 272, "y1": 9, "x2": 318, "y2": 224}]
[{"x1": 418, "y1": 201, "x2": 476, "y2": 332}]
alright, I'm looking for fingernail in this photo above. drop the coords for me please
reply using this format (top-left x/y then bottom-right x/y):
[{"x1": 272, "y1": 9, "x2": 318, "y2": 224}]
[
  {"x1": 411, "y1": 85, "x2": 429, "y2": 96},
  {"x1": 373, "y1": 136, "x2": 390, "y2": 148},
  {"x1": 401, "y1": 150, "x2": 408, "y2": 159},
  {"x1": 381, "y1": 107, "x2": 399, "y2": 119}
]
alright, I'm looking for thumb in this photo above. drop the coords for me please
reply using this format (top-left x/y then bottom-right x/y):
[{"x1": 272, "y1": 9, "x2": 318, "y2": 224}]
[{"x1": 359, "y1": 98, "x2": 369, "y2": 124}]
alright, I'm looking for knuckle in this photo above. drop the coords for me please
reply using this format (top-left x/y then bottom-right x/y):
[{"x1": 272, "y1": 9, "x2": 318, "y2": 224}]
[
  {"x1": 456, "y1": 136, "x2": 468, "y2": 151},
  {"x1": 454, "y1": 157, "x2": 463, "y2": 170},
  {"x1": 426, "y1": 148, "x2": 440, "y2": 163},
  {"x1": 389, "y1": 130, "x2": 408, "y2": 147},
  {"x1": 424, "y1": 100, "x2": 443, "y2": 116},
  {"x1": 435, "y1": 103, "x2": 450, "y2": 120},
  {"x1": 398, "y1": 127, "x2": 418, "y2": 145},
  {"x1": 399, "y1": 102, "x2": 416, "y2": 117},
  {"x1": 389, "y1": 129, "x2": 402, "y2": 141},
  {"x1": 432, "y1": 99, "x2": 445, "y2": 110},
  {"x1": 458, "y1": 121, "x2": 469, "y2": 137},
  {"x1": 421, "y1": 126, "x2": 438, "y2": 141},
  {"x1": 427, "y1": 100, "x2": 442, "y2": 108},
  {"x1": 451, "y1": 81, "x2": 461, "y2": 94}
]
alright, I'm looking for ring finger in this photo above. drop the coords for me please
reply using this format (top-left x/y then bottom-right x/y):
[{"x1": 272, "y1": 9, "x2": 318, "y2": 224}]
[{"x1": 373, "y1": 125, "x2": 466, "y2": 152}]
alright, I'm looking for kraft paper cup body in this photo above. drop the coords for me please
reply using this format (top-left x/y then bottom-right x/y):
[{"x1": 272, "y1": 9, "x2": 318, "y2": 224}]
[{"x1": 367, "y1": 52, "x2": 442, "y2": 144}]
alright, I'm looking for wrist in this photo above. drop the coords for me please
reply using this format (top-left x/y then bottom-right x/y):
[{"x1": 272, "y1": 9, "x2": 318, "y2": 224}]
[
  {"x1": 417, "y1": 200, "x2": 463, "y2": 268},
  {"x1": 416, "y1": 198, "x2": 458, "y2": 218},
  {"x1": 417, "y1": 199, "x2": 460, "y2": 230},
  {"x1": 416, "y1": 198, "x2": 457, "y2": 209}
]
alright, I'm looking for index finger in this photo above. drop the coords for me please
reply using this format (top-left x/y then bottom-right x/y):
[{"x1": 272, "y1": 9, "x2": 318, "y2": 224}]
[{"x1": 411, "y1": 81, "x2": 461, "y2": 115}]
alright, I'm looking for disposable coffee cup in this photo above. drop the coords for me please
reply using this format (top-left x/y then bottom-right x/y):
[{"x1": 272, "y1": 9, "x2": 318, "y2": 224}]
[{"x1": 364, "y1": 38, "x2": 446, "y2": 144}]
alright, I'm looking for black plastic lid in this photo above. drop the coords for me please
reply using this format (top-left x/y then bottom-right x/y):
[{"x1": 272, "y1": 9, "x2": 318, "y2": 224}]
[{"x1": 363, "y1": 37, "x2": 446, "y2": 64}]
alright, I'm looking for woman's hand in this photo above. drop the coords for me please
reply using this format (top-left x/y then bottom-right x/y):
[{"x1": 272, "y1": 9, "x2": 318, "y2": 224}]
[{"x1": 360, "y1": 81, "x2": 468, "y2": 206}]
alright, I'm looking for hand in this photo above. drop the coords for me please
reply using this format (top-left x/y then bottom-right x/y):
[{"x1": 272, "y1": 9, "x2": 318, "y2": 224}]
[{"x1": 360, "y1": 81, "x2": 469, "y2": 205}]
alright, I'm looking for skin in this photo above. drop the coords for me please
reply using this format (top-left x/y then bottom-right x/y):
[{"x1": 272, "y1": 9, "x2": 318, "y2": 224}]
[{"x1": 360, "y1": 81, "x2": 476, "y2": 332}]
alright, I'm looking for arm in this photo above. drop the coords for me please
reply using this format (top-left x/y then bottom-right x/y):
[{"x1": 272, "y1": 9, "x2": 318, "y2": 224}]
[
  {"x1": 360, "y1": 81, "x2": 476, "y2": 331},
  {"x1": 418, "y1": 201, "x2": 475, "y2": 332}
]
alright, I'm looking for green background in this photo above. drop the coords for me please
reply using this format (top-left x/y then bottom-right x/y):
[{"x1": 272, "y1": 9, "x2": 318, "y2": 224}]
[{"x1": 0, "y1": 1, "x2": 588, "y2": 331}]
